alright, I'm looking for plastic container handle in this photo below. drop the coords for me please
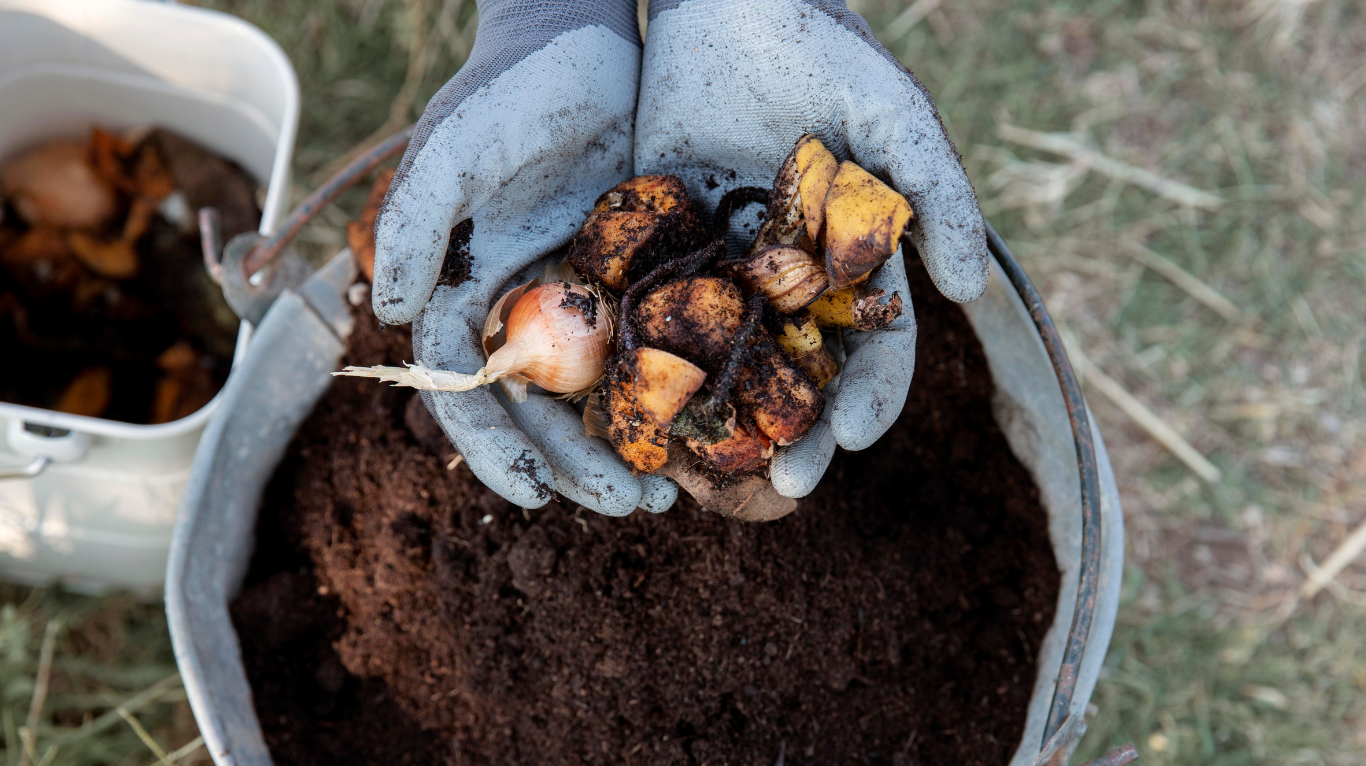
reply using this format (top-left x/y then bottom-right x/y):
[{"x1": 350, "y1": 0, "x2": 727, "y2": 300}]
[
  {"x1": 5, "y1": 419, "x2": 91, "y2": 462},
  {"x1": 0, "y1": 455, "x2": 51, "y2": 480}
]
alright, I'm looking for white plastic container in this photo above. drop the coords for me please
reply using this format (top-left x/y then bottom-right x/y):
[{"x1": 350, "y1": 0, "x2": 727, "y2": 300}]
[{"x1": 0, "y1": 0, "x2": 299, "y2": 590}]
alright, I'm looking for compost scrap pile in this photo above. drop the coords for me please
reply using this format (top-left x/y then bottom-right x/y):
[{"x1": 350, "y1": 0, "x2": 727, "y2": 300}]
[
  {"x1": 232, "y1": 249, "x2": 1060, "y2": 766},
  {"x1": 0, "y1": 127, "x2": 255, "y2": 423},
  {"x1": 341, "y1": 135, "x2": 913, "y2": 519}
]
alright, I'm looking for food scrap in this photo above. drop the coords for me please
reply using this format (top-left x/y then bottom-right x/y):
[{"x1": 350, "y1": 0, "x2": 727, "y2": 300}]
[
  {"x1": 345, "y1": 168, "x2": 394, "y2": 282},
  {"x1": 0, "y1": 126, "x2": 258, "y2": 422}
]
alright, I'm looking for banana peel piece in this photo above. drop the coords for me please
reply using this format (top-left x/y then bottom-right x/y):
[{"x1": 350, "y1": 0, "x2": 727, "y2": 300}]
[
  {"x1": 751, "y1": 135, "x2": 840, "y2": 255},
  {"x1": 823, "y1": 161, "x2": 913, "y2": 288},
  {"x1": 777, "y1": 315, "x2": 839, "y2": 389},
  {"x1": 807, "y1": 282, "x2": 903, "y2": 332},
  {"x1": 795, "y1": 137, "x2": 839, "y2": 243}
]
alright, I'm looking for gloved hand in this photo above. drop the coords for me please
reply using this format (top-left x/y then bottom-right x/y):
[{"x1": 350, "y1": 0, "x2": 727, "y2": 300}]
[
  {"x1": 371, "y1": 0, "x2": 680, "y2": 516},
  {"x1": 635, "y1": 0, "x2": 991, "y2": 498}
]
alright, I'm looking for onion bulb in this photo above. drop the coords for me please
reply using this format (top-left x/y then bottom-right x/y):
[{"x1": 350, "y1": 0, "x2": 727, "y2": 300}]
[
  {"x1": 336, "y1": 282, "x2": 611, "y2": 397},
  {"x1": 1, "y1": 140, "x2": 118, "y2": 229}
]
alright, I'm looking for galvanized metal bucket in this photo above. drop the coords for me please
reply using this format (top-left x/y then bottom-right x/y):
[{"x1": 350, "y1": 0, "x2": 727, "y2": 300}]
[{"x1": 165, "y1": 223, "x2": 1128, "y2": 766}]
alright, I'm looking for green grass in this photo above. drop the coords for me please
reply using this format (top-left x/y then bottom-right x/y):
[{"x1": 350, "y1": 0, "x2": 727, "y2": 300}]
[{"x1": 6, "y1": 0, "x2": 1365, "y2": 763}]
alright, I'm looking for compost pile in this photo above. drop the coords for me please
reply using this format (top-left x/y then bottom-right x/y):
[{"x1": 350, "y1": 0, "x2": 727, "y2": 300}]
[
  {"x1": 340, "y1": 136, "x2": 914, "y2": 519},
  {"x1": 232, "y1": 250, "x2": 1059, "y2": 765},
  {"x1": 0, "y1": 127, "x2": 255, "y2": 423}
]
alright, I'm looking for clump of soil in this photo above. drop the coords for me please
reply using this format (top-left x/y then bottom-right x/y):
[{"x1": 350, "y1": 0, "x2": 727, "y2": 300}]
[
  {"x1": 232, "y1": 254, "x2": 1059, "y2": 766},
  {"x1": 0, "y1": 128, "x2": 254, "y2": 423}
]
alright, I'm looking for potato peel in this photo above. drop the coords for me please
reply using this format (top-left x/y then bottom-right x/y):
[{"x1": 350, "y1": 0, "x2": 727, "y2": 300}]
[
  {"x1": 636, "y1": 276, "x2": 748, "y2": 370},
  {"x1": 569, "y1": 175, "x2": 706, "y2": 291},
  {"x1": 683, "y1": 418, "x2": 773, "y2": 475},
  {"x1": 807, "y1": 282, "x2": 903, "y2": 331},
  {"x1": 604, "y1": 370, "x2": 669, "y2": 474}
]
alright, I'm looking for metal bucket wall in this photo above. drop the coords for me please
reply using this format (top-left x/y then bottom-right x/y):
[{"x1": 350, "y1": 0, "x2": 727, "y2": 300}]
[
  {"x1": 166, "y1": 235, "x2": 1124, "y2": 766},
  {"x1": 962, "y1": 231, "x2": 1125, "y2": 766}
]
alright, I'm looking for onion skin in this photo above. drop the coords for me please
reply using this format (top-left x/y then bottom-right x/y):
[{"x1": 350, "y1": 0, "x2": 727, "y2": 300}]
[
  {"x1": 724, "y1": 245, "x2": 828, "y2": 314},
  {"x1": 2, "y1": 140, "x2": 119, "y2": 229},
  {"x1": 491, "y1": 282, "x2": 611, "y2": 394}
]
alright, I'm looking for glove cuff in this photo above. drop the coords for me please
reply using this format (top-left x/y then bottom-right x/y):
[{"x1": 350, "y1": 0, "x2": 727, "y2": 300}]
[
  {"x1": 478, "y1": 0, "x2": 641, "y2": 48},
  {"x1": 647, "y1": 0, "x2": 897, "y2": 70}
]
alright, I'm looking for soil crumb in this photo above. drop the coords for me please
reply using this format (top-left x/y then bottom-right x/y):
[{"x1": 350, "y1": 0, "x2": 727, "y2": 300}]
[{"x1": 232, "y1": 253, "x2": 1059, "y2": 766}]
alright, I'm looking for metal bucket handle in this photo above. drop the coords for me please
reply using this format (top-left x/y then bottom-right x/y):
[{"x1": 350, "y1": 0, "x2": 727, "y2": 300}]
[{"x1": 986, "y1": 225, "x2": 1135, "y2": 766}]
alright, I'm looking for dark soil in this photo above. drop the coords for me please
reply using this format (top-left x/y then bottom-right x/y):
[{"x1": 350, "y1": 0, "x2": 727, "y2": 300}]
[{"x1": 231, "y1": 253, "x2": 1059, "y2": 766}]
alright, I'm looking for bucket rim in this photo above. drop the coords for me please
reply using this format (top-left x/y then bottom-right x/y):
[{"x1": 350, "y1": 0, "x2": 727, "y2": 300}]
[{"x1": 984, "y1": 222, "x2": 1107, "y2": 764}]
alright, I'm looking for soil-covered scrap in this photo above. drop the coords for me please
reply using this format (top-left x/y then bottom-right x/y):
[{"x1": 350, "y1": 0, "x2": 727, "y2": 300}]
[{"x1": 231, "y1": 254, "x2": 1059, "y2": 766}]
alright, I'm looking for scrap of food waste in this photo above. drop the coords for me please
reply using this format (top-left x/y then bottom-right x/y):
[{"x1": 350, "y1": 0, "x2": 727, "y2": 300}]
[
  {"x1": 345, "y1": 167, "x2": 394, "y2": 282},
  {"x1": 0, "y1": 127, "x2": 256, "y2": 422},
  {"x1": 339, "y1": 135, "x2": 912, "y2": 517}
]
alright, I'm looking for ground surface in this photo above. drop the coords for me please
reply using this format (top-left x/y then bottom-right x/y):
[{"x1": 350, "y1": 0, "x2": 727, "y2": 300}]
[{"x1": 2, "y1": 0, "x2": 1363, "y2": 764}]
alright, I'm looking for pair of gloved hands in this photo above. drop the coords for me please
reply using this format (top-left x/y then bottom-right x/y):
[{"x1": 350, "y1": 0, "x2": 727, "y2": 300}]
[{"x1": 371, "y1": 0, "x2": 990, "y2": 516}]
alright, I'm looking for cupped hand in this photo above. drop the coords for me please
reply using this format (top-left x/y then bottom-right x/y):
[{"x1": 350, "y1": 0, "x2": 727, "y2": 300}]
[
  {"x1": 635, "y1": 0, "x2": 991, "y2": 498},
  {"x1": 370, "y1": 0, "x2": 680, "y2": 515}
]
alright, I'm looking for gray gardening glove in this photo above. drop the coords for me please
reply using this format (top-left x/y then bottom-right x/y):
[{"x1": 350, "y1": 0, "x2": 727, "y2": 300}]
[
  {"x1": 636, "y1": 0, "x2": 990, "y2": 498},
  {"x1": 371, "y1": 0, "x2": 670, "y2": 515}
]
